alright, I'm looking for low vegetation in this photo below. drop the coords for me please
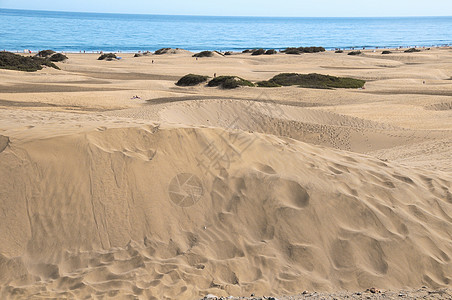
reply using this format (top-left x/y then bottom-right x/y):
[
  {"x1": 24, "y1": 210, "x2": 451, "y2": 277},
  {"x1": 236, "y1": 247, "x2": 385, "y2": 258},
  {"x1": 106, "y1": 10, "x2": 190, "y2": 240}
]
[
  {"x1": 242, "y1": 49, "x2": 252, "y2": 53},
  {"x1": 265, "y1": 49, "x2": 277, "y2": 55},
  {"x1": 98, "y1": 53, "x2": 117, "y2": 60},
  {"x1": 207, "y1": 75, "x2": 254, "y2": 89},
  {"x1": 404, "y1": 48, "x2": 421, "y2": 53},
  {"x1": 36, "y1": 49, "x2": 56, "y2": 57},
  {"x1": 193, "y1": 51, "x2": 214, "y2": 58},
  {"x1": 251, "y1": 49, "x2": 266, "y2": 56},
  {"x1": 176, "y1": 74, "x2": 209, "y2": 86},
  {"x1": 0, "y1": 51, "x2": 59, "y2": 72},
  {"x1": 282, "y1": 46, "x2": 326, "y2": 55},
  {"x1": 49, "y1": 53, "x2": 68, "y2": 62},
  {"x1": 382, "y1": 50, "x2": 392, "y2": 54},
  {"x1": 154, "y1": 48, "x2": 171, "y2": 55},
  {"x1": 348, "y1": 51, "x2": 362, "y2": 56},
  {"x1": 256, "y1": 80, "x2": 281, "y2": 87},
  {"x1": 134, "y1": 53, "x2": 142, "y2": 57},
  {"x1": 224, "y1": 51, "x2": 233, "y2": 55},
  {"x1": 267, "y1": 73, "x2": 365, "y2": 89},
  {"x1": 335, "y1": 50, "x2": 344, "y2": 53}
]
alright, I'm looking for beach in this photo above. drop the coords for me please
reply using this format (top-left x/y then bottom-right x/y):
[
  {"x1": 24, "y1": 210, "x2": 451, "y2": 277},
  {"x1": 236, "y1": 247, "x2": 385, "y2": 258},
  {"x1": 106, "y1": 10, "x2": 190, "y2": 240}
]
[{"x1": 0, "y1": 48, "x2": 452, "y2": 299}]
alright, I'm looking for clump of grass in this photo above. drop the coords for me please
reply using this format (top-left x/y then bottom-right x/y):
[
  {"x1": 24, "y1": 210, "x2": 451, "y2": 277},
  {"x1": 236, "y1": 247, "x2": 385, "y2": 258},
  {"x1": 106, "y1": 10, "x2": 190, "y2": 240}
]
[
  {"x1": 404, "y1": 48, "x2": 421, "y2": 53},
  {"x1": 224, "y1": 51, "x2": 233, "y2": 55},
  {"x1": 251, "y1": 49, "x2": 265, "y2": 55},
  {"x1": 154, "y1": 48, "x2": 171, "y2": 55},
  {"x1": 98, "y1": 53, "x2": 117, "y2": 60},
  {"x1": 282, "y1": 46, "x2": 326, "y2": 55},
  {"x1": 193, "y1": 51, "x2": 214, "y2": 58},
  {"x1": 0, "y1": 51, "x2": 59, "y2": 72},
  {"x1": 251, "y1": 49, "x2": 266, "y2": 56},
  {"x1": 176, "y1": 74, "x2": 209, "y2": 86},
  {"x1": 208, "y1": 75, "x2": 254, "y2": 89},
  {"x1": 242, "y1": 49, "x2": 253, "y2": 53},
  {"x1": 256, "y1": 80, "x2": 281, "y2": 87},
  {"x1": 382, "y1": 50, "x2": 392, "y2": 54},
  {"x1": 134, "y1": 53, "x2": 142, "y2": 57},
  {"x1": 335, "y1": 50, "x2": 344, "y2": 53},
  {"x1": 348, "y1": 51, "x2": 362, "y2": 56},
  {"x1": 265, "y1": 49, "x2": 277, "y2": 55},
  {"x1": 36, "y1": 49, "x2": 56, "y2": 57},
  {"x1": 268, "y1": 73, "x2": 365, "y2": 89},
  {"x1": 283, "y1": 48, "x2": 301, "y2": 55},
  {"x1": 49, "y1": 53, "x2": 68, "y2": 62}
]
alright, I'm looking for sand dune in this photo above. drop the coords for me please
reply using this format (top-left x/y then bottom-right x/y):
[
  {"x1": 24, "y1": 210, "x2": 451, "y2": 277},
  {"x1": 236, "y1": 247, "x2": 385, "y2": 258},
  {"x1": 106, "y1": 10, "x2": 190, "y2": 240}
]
[
  {"x1": 0, "y1": 48, "x2": 451, "y2": 299},
  {"x1": 0, "y1": 113, "x2": 451, "y2": 298}
]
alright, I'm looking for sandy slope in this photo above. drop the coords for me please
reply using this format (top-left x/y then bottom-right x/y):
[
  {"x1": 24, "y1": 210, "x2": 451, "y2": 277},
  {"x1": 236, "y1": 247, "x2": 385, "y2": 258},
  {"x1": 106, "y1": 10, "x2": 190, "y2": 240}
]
[{"x1": 0, "y1": 48, "x2": 451, "y2": 299}]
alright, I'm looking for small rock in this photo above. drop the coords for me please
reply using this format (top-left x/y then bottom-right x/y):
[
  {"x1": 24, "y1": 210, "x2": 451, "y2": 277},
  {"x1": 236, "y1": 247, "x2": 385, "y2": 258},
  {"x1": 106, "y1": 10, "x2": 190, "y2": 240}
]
[
  {"x1": 302, "y1": 291, "x2": 308, "y2": 295},
  {"x1": 356, "y1": 292, "x2": 362, "y2": 296},
  {"x1": 204, "y1": 294, "x2": 218, "y2": 300}
]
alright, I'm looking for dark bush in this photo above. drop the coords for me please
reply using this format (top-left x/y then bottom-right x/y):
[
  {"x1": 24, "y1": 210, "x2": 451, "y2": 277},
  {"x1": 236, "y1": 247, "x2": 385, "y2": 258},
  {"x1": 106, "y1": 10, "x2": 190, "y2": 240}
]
[
  {"x1": 404, "y1": 48, "x2": 421, "y2": 53},
  {"x1": 154, "y1": 48, "x2": 171, "y2": 55},
  {"x1": 193, "y1": 51, "x2": 214, "y2": 58},
  {"x1": 256, "y1": 80, "x2": 281, "y2": 87},
  {"x1": 251, "y1": 49, "x2": 266, "y2": 56},
  {"x1": 348, "y1": 51, "x2": 362, "y2": 56},
  {"x1": 224, "y1": 51, "x2": 233, "y2": 55},
  {"x1": 49, "y1": 53, "x2": 68, "y2": 62},
  {"x1": 268, "y1": 73, "x2": 365, "y2": 89},
  {"x1": 335, "y1": 50, "x2": 344, "y2": 53},
  {"x1": 265, "y1": 49, "x2": 277, "y2": 55},
  {"x1": 134, "y1": 53, "x2": 142, "y2": 57},
  {"x1": 382, "y1": 50, "x2": 392, "y2": 54},
  {"x1": 176, "y1": 74, "x2": 209, "y2": 86},
  {"x1": 98, "y1": 53, "x2": 117, "y2": 60},
  {"x1": 0, "y1": 51, "x2": 59, "y2": 72},
  {"x1": 298, "y1": 46, "x2": 325, "y2": 53},
  {"x1": 143, "y1": 51, "x2": 152, "y2": 56},
  {"x1": 242, "y1": 49, "x2": 252, "y2": 53},
  {"x1": 36, "y1": 49, "x2": 56, "y2": 57},
  {"x1": 208, "y1": 75, "x2": 254, "y2": 89},
  {"x1": 282, "y1": 48, "x2": 301, "y2": 55}
]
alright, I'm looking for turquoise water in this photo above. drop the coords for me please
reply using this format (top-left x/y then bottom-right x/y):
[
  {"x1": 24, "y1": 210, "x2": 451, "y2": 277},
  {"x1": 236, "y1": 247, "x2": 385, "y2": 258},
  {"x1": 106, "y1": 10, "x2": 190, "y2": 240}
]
[{"x1": 1, "y1": 9, "x2": 451, "y2": 52}]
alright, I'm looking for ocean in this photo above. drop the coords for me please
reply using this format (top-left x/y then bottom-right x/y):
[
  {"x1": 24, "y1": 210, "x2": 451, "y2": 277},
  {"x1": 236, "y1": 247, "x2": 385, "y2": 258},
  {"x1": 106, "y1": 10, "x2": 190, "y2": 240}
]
[{"x1": 1, "y1": 8, "x2": 451, "y2": 52}]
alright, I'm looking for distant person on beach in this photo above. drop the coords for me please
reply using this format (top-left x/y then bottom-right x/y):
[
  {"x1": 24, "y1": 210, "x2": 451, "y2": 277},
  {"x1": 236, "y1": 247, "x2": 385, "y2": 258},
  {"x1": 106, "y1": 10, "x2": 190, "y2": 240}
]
[{"x1": 214, "y1": 73, "x2": 217, "y2": 78}]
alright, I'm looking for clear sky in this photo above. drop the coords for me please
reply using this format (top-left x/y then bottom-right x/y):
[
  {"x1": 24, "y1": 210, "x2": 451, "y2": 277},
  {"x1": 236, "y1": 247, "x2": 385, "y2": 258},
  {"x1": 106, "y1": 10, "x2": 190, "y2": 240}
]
[{"x1": 0, "y1": 0, "x2": 451, "y2": 17}]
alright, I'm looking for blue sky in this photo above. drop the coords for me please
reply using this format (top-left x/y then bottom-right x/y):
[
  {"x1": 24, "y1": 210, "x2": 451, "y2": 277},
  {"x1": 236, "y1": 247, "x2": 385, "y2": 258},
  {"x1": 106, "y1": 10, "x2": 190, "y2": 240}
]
[{"x1": 1, "y1": 0, "x2": 451, "y2": 17}]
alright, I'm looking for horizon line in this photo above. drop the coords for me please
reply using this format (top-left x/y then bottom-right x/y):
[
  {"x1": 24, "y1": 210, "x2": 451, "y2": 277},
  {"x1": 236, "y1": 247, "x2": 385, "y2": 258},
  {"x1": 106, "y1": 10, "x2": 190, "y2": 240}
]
[{"x1": 1, "y1": 7, "x2": 451, "y2": 19}]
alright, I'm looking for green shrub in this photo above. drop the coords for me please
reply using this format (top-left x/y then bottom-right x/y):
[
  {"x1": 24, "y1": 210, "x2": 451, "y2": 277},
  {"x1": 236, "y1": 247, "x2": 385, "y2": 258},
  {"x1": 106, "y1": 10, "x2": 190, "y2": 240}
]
[
  {"x1": 49, "y1": 53, "x2": 68, "y2": 62},
  {"x1": 265, "y1": 49, "x2": 277, "y2": 55},
  {"x1": 348, "y1": 51, "x2": 362, "y2": 56},
  {"x1": 268, "y1": 73, "x2": 365, "y2": 89},
  {"x1": 193, "y1": 51, "x2": 214, "y2": 58},
  {"x1": 176, "y1": 74, "x2": 209, "y2": 86},
  {"x1": 208, "y1": 75, "x2": 254, "y2": 89},
  {"x1": 36, "y1": 49, "x2": 56, "y2": 57},
  {"x1": 154, "y1": 48, "x2": 171, "y2": 55},
  {"x1": 404, "y1": 48, "x2": 421, "y2": 53},
  {"x1": 251, "y1": 49, "x2": 265, "y2": 56},
  {"x1": 98, "y1": 53, "x2": 117, "y2": 60},
  {"x1": 382, "y1": 50, "x2": 392, "y2": 54},
  {"x1": 335, "y1": 50, "x2": 344, "y2": 53},
  {"x1": 256, "y1": 80, "x2": 281, "y2": 87},
  {"x1": 0, "y1": 51, "x2": 59, "y2": 72}
]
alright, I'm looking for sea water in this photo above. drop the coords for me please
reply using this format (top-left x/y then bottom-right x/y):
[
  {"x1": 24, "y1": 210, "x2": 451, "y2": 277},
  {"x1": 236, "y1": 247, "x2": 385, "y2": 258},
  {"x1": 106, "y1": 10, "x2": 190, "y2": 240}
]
[{"x1": 1, "y1": 8, "x2": 451, "y2": 52}]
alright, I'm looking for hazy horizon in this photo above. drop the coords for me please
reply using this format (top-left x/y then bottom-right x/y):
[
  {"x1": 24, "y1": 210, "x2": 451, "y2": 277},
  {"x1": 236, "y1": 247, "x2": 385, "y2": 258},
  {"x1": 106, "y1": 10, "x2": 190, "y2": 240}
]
[{"x1": 1, "y1": 0, "x2": 451, "y2": 17}]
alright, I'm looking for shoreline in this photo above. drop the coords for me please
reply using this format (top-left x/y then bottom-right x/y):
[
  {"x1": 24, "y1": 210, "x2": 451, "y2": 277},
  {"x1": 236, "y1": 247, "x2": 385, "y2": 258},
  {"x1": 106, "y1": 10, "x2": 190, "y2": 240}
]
[{"x1": 3, "y1": 45, "x2": 451, "y2": 55}]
